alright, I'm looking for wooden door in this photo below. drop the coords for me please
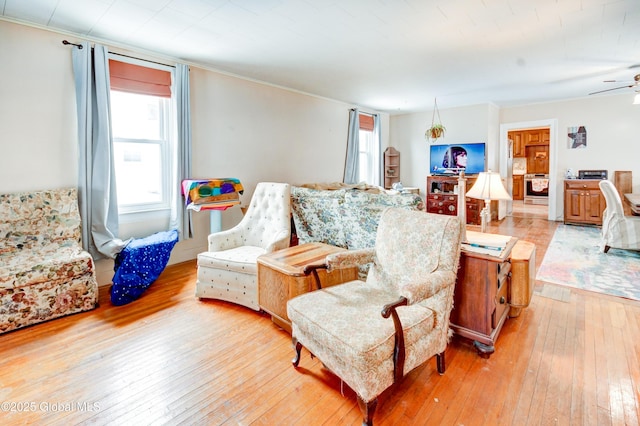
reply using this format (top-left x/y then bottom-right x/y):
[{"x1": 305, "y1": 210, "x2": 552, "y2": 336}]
[
  {"x1": 526, "y1": 145, "x2": 549, "y2": 174},
  {"x1": 526, "y1": 131, "x2": 542, "y2": 145},
  {"x1": 565, "y1": 189, "x2": 585, "y2": 222},
  {"x1": 513, "y1": 175, "x2": 524, "y2": 200},
  {"x1": 585, "y1": 190, "x2": 604, "y2": 223},
  {"x1": 509, "y1": 131, "x2": 526, "y2": 157}
]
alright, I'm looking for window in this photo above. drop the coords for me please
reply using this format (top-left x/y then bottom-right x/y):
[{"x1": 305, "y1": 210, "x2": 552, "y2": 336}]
[
  {"x1": 108, "y1": 58, "x2": 174, "y2": 215},
  {"x1": 111, "y1": 91, "x2": 171, "y2": 211},
  {"x1": 357, "y1": 113, "x2": 380, "y2": 185}
]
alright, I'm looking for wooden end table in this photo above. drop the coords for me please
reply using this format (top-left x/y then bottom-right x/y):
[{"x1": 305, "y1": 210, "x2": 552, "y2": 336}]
[
  {"x1": 257, "y1": 242, "x2": 359, "y2": 333},
  {"x1": 624, "y1": 193, "x2": 640, "y2": 215},
  {"x1": 450, "y1": 232, "x2": 518, "y2": 357}
]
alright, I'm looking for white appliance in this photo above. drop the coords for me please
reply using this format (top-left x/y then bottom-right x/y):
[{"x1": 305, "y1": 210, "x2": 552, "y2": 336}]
[{"x1": 524, "y1": 173, "x2": 549, "y2": 205}]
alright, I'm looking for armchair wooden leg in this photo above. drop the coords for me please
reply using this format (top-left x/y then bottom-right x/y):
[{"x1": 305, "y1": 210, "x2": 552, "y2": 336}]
[
  {"x1": 357, "y1": 396, "x2": 377, "y2": 426},
  {"x1": 604, "y1": 245, "x2": 611, "y2": 253},
  {"x1": 436, "y1": 351, "x2": 446, "y2": 375},
  {"x1": 292, "y1": 338, "x2": 302, "y2": 367}
]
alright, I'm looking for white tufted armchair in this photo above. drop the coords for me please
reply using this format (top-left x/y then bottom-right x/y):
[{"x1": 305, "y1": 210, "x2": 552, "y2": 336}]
[
  {"x1": 599, "y1": 180, "x2": 640, "y2": 253},
  {"x1": 196, "y1": 182, "x2": 291, "y2": 310}
]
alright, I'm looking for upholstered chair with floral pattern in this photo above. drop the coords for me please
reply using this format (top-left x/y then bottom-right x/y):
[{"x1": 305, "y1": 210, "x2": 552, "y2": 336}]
[
  {"x1": 599, "y1": 180, "x2": 640, "y2": 253},
  {"x1": 287, "y1": 208, "x2": 462, "y2": 426},
  {"x1": 0, "y1": 188, "x2": 99, "y2": 334},
  {"x1": 196, "y1": 182, "x2": 291, "y2": 310}
]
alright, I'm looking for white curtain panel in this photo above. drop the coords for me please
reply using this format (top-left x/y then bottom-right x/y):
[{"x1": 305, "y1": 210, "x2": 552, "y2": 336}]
[
  {"x1": 170, "y1": 63, "x2": 193, "y2": 240},
  {"x1": 72, "y1": 42, "x2": 125, "y2": 259},
  {"x1": 343, "y1": 108, "x2": 360, "y2": 184}
]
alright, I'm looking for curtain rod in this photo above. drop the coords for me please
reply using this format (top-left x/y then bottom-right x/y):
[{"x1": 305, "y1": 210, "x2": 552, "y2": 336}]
[
  {"x1": 109, "y1": 52, "x2": 175, "y2": 68},
  {"x1": 61, "y1": 40, "x2": 176, "y2": 68},
  {"x1": 62, "y1": 39, "x2": 83, "y2": 49}
]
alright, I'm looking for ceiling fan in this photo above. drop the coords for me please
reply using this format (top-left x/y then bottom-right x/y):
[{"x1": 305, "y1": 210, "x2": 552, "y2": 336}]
[{"x1": 589, "y1": 74, "x2": 640, "y2": 95}]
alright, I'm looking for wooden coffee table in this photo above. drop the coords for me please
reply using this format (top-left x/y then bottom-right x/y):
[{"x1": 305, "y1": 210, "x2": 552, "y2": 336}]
[{"x1": 257, "y1": 242, "x2": 358, "y2": 333}]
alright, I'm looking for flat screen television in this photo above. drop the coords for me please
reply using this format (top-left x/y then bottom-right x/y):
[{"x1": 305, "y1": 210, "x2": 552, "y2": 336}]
[{"x1": 429, "y1": 142, "x2": 486, "y2": 175}]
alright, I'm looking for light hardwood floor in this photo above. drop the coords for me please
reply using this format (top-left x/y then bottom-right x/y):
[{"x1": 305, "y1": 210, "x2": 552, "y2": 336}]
[{"x1": 1, "y1": 216, "x2": 639, "y2": 425}]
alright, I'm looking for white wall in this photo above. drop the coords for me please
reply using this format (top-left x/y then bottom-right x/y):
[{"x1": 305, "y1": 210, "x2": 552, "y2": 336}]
[
  {"x1": 0, "y1": 20, "x2": 78, "y2": 192},
  {"x1": 390, "y1": 95, "x2": 640, "y2": 221},
  {"x1": 500, "y1": 95, "x2": 640, "y2": 197},
  {"x1": 389, "y1": 104, "x2": 498, "y2": 197},
  {"x1": 0, "y1": 20, "x2": 389, "y2": 285}
]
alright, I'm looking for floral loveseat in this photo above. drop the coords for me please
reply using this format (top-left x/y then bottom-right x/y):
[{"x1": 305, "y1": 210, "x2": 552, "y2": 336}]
[
  {"x1": 291, "y1": 184, "x2": 424, "y2": 254},
  {"x1": 0, "y1": 188, "x2": 99, "y2": 334}
]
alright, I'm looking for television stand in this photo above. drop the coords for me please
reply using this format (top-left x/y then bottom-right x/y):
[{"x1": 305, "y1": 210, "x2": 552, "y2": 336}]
[{"x1": 426, "y1": 175, "x2": 483, "y2": 225}]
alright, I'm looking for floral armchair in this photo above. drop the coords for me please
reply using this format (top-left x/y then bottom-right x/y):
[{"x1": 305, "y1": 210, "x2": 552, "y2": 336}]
[
  {"x1": 287, "y1": 208, "x2": 463, "y2": 425},
  {"x1": 0, "y1": 188, "x2": 99, "y2": 334}
]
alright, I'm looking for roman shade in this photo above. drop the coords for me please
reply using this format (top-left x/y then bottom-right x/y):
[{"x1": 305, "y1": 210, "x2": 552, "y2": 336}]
[
  {"x1": 109, "y1": 59, "x2": 171, "y2": 98},
  {"x1": 359, "y1": 113, "x2": 374, "y2": 131}
]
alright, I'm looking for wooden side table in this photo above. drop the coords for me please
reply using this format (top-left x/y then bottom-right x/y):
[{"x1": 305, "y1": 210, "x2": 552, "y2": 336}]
[
  {"x1": 450, "y1": 234, "x2": 518, "y2": 357},
  {"x1": 625, "y1": 193, "x2": 640, "y2": 215},
  {"x1": 257, "y1": 242, "x2": 358, "y2": 333}
]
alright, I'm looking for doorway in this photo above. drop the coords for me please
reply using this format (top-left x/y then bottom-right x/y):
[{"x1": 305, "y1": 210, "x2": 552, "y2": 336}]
[
  {"x1": 512, "y1": 127, "x2": 549, "y2": 218},
  {"x1": 499, "y1": 119, "x2": 558, "y2": 221}
]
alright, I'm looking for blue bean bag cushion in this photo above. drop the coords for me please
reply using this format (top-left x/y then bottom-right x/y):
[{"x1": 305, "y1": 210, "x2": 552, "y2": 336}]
[{"x1": 110, "y1": 229, "x2": 179, "y2": 306}]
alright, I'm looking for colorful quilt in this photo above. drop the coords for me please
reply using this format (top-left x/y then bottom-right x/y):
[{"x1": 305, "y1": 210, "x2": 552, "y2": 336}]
[{"x1": 182, "y1": 178, "x2": 244, "y2": 211}]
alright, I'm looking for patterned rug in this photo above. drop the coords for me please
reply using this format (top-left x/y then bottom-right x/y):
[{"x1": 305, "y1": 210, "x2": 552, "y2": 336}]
[{"x1": 537, "y1": 224, "x2": 640, "y2": 301}]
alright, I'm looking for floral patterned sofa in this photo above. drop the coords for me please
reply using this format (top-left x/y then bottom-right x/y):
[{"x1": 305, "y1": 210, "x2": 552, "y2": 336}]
[
  {"x1": 0, "y1": 188, "x2": 99, "y2": 334},
  {"x1": 291, "y1": 184, "x2": 424, "y2": 254}
]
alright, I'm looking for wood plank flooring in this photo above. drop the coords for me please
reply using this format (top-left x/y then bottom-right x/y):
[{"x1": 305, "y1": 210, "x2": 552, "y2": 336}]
[{"x1": 1, "y1": 216, "x2": 639, "y2": 425}]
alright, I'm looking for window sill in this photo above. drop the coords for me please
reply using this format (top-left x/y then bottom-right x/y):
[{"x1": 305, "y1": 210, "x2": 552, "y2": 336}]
[{"x1": 119, "y1": 207, "x2": 171, "y2": 224}]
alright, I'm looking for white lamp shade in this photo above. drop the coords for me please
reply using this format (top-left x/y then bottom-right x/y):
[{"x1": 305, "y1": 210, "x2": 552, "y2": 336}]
[
  {"x1": 634, "y1": 92, "x2": 640, "y2": 105},
  {"x1": 466, "y1": 171, "x2": 512, "y2": 201}
]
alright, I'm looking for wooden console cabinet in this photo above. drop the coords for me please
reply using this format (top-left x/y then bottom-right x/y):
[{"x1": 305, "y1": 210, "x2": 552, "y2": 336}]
[
  {"x1": 564, "y1": 179, "x2": 605, "y2": 226},
  {"x1": 450, "y1": 235, "x2": 535, "y2": 357},
  {"x1": 426, "y1": 175, "x2": 482, "y2": 225}
]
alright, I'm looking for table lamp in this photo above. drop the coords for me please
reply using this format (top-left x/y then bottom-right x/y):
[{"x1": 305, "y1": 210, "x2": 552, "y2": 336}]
[{"x1": 466, "y1": 170, "x2": 512, "y2": 233}]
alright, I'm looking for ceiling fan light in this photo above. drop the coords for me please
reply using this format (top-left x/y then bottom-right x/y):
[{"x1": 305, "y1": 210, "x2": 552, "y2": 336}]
[{"x1": 634, "y1": 93, "x2": 640, "y2": 105}]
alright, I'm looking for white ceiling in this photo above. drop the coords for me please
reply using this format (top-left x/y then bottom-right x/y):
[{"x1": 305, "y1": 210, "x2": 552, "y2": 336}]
[{"x1": 2, "y1": 0, "x2": 640, "y2": 113}]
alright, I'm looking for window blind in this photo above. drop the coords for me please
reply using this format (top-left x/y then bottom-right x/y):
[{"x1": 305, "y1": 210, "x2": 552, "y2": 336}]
[
  {"x1": 359, "y1": 114, "x2": 374, "y2": 131},
  {"x1": 109, "y1": 59, "x2": 171, "y2": 98}
]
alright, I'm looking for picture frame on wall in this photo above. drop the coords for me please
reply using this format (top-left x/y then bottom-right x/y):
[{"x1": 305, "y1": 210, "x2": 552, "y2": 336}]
[{"x1": 568, "y1": 126, "x2": 587, "y2": 149}]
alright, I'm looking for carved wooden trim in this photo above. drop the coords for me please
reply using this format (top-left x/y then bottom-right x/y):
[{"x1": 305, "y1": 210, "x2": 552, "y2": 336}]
[{"x1": 381, "y1": 296, "x2": 408, "y2": 383}]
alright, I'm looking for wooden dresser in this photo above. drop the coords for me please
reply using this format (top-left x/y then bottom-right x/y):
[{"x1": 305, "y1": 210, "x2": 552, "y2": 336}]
[{"x1": 426, "y1": 175, "x2": 482, "y2": 225}]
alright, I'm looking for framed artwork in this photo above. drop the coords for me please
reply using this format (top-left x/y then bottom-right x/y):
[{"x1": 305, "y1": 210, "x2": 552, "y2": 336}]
[{"x1": 568, "y1": 126, "x2": 587, "y2": 149}]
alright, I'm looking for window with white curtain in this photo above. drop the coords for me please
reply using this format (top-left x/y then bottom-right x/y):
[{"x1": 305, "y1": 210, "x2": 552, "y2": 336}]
[
  {"x1": 357, "y1": 113, "x2": 380, "y2": 185},
  {"x1": 108, "y1": 57, "x2": 175, "y2": 215}
]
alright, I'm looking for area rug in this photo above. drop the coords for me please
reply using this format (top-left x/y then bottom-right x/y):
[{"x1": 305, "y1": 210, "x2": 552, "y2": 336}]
[{"x1": 536, "y1": 224, "x2": 640, "y2": 301}]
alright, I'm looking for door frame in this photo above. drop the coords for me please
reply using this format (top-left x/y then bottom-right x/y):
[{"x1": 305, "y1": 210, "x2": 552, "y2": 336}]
[{"x1": 499, "y1": 119, "x2": 558, "y2": 221}]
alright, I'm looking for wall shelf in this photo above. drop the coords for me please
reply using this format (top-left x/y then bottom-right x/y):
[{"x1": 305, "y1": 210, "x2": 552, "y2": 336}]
[{"x1": 384, "y1": 147, "x2": 400, "y2": 189}]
